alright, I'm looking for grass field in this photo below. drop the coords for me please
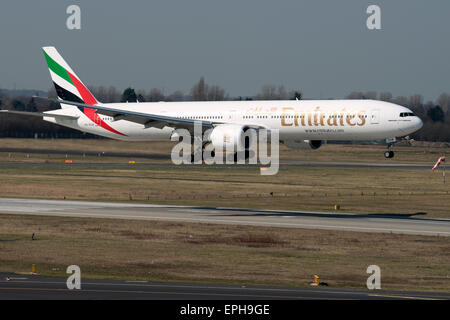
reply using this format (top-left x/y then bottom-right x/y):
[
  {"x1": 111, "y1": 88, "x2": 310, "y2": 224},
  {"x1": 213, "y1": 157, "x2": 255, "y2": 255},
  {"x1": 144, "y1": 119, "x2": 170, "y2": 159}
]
[
  {"x1": 1, "y1": 214, "x2": 449, "y2": 292},
  {"x1": 0, "y1": 139, "x2": 449, "y2": 292}
]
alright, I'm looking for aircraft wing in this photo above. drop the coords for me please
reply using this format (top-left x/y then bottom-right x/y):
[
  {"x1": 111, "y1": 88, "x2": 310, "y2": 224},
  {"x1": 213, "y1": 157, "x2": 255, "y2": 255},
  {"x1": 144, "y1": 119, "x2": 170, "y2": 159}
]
[
  {"x1": 56, "y1": 99, "x2": 218, "y2": 130},
  {"x1": 54, "y1": 99, "x2": 264, "y2": 131},
  {"x1": 0, "y1": 109, "x2": 79, "y2": 120}
]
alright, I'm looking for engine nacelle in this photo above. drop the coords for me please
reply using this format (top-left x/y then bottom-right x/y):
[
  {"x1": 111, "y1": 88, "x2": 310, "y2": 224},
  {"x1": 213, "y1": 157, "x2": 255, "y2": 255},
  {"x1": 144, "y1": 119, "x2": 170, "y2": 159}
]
[
  {"x1": 207, "y1": 124, "x2": 252, "y2": 152},
  {"x1": 307, "y1": 140, "x2": 323, "y2": 150},
  {"x1": 283, "y1": 139, "x2": 323, "y2": 150}
]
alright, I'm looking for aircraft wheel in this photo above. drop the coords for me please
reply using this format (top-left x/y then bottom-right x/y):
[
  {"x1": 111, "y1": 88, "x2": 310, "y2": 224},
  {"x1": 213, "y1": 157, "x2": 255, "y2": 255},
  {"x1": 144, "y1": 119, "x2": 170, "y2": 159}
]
[{"x1": 384, "y1": 151, "x2": 394, "y2": 158}]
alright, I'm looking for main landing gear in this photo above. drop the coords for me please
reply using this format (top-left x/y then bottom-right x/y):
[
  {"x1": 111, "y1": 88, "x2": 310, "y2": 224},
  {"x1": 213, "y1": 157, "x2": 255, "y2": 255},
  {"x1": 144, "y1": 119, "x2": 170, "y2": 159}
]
[
  {"x1": 384, "y1": 150, "x2": 394, "y2": 159},
  {"x1": 384, "y1": 138, "x2": 396, "y2": 159}
]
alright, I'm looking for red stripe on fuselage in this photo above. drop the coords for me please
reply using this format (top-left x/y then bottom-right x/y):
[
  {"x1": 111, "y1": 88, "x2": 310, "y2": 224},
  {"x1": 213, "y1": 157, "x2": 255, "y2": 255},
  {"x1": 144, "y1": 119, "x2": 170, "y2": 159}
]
[{"x1": 67, "y1": 72, "x2": 127, "y2": 136}]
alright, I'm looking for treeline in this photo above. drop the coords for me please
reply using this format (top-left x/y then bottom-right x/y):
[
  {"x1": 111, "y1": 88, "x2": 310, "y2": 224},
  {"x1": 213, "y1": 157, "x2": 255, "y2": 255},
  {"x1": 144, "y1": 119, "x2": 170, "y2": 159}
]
[
  {"x1": 83, "y1": 78, "x2": 302, "y2": 102},
  {"x1": 0, "y1": 78, "x2": 449, "y2": 141}
]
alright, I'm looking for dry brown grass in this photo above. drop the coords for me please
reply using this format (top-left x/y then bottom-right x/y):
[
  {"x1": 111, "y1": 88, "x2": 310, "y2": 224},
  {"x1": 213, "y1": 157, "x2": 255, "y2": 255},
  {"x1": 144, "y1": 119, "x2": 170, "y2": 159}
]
[
  {"x1": 0, "y1": 214, "x2": 448, "y2": 292},
  {"x1": 0, "y1": 139, "x2": 173, "y2": 155}
]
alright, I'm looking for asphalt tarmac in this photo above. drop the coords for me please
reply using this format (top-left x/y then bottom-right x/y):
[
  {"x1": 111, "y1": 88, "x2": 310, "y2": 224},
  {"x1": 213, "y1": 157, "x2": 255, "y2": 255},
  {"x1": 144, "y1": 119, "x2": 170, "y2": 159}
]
[
  {"x1": 0, "y1": 272, "x2": 448, "y2": 300},
  {"x1": 0, "y1": 198, "x2": 449, "y2": 236}
]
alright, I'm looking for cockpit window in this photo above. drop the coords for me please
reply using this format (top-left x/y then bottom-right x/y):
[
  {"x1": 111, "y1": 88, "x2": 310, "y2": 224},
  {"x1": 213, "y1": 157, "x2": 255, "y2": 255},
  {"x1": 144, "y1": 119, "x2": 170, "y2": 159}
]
[{"x1": 400, "y1": 112, "x2": 415, "y2": 117}]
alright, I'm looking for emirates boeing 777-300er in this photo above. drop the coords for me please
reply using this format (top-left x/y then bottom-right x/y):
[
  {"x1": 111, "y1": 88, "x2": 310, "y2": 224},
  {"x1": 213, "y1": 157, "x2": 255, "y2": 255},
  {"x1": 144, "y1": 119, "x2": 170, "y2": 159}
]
[{"x1": 1, "y1": 47, "x2": 423, "y2": 159}]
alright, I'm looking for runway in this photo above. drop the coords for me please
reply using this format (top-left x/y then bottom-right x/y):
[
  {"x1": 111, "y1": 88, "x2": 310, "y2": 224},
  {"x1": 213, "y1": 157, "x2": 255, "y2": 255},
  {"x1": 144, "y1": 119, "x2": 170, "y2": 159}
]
[
  {"x1": 0, "y1": 273, "x2": 448, "y2": 300},
  {"x1": 0, "y1": 198, "x2": 449, "y2": 236}
]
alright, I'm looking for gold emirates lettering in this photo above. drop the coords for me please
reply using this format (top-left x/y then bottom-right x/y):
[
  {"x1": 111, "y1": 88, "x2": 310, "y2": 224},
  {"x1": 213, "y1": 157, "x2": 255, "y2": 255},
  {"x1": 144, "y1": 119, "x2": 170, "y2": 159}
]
[
  {"x1": 281, "y1": 107, "x2": 294, "y2": 126},
  {"x1": 280, "y1": 108, "x2": 367, "y2": 127}
]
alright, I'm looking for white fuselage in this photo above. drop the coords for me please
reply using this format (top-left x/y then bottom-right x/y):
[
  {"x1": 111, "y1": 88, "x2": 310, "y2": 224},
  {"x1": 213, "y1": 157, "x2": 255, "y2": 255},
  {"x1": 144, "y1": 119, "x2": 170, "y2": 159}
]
[{"x1": 44, "y1": 99, "x2": 423, "y2": 142}]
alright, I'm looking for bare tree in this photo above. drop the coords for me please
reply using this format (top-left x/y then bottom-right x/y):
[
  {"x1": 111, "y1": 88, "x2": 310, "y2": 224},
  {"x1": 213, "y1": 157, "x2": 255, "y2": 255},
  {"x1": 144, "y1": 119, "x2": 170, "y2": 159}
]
[
  {"x1": 379, "y1": 92, "x2": 392, "y2": 102},
  {"x1": 363, "y1": 91, "x2": 377, "y2": 100},
  {"x1": 346, "y1": 92, "x2": 364, "y2": 99},
  {"x1": 147, "y1": 88, "x2": 165, "y2": 102},
  {"x1": 48, "y1": 86, "x2": 57, "y2": 99},
  {"x1": 408, "y1": 94, "x2": 424, "y2": 114},
  {"x1": 255, "y1": 85, "x2": 277, "y2": 100},
  {"x1": 88, "y1": 86, "x2": 107, "y2": 102},
  {"x1": 106, "y1": 86, "x2": 120, "y2": 103},
  {"x1": 393, "y1": 96, "x2": 408, "y2": 106},
  {"x1": 277, "y1": 86, "x2": 288, "y2": 100},
  {"x1": 190, "y1": 77, "x2": 207, "y2": 101},
  {"x1": 437, "y1": 93, "x2": 450, "y2": 114},
  {"x1": 190, "y1": 77, "x2": 227, "y2": 101},
  {"x1": 207, "y1": 85, "x2": 226, "y2": 101},
  {"x1": 254, "y1": 85, "x2": 289, "y2": 100},
  {"x1": 166, "y1": 90, "x2": 184, "y2": 102}
]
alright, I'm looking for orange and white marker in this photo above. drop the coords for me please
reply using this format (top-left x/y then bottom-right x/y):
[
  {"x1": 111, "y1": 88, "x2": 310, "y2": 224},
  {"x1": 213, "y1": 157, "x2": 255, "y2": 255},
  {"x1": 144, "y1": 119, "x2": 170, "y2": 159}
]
[{"x1": 432, "y1": 156, "x2": 445, "y2": 171}]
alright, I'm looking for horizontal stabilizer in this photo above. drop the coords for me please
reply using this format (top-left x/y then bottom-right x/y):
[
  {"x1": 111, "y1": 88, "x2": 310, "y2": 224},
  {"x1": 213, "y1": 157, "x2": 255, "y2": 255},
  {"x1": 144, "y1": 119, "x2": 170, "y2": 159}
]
[{"x1": 0, "y1": 110, "x2": 79, "y2": 120}]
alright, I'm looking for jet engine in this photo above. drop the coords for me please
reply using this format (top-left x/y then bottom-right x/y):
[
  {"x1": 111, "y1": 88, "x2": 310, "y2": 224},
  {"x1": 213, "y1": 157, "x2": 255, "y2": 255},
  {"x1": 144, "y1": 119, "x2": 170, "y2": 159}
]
[
  {"x1": 207, "y1": 124, "x2": 253, "y2": 152},
  {"x1": 283, "y1": 139, "x2": 323, "y2": 150}
]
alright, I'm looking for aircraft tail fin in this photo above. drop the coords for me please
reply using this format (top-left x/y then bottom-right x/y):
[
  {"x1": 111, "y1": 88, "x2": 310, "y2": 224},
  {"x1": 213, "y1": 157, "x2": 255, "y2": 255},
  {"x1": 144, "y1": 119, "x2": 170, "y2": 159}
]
[{"x1": 42, "y1": 46, "x2": 100, "y2": 106}]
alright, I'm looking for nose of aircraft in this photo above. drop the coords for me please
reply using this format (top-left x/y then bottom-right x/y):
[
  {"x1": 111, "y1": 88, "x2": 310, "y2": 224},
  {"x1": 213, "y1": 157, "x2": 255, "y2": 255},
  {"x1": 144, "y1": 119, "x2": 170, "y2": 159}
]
[
  {"x1": 415, "y1": 116, "x2": 423, "y2": 130},
  {"x1": 398, "y1": 115, "x2": 423, "y2": 134}
]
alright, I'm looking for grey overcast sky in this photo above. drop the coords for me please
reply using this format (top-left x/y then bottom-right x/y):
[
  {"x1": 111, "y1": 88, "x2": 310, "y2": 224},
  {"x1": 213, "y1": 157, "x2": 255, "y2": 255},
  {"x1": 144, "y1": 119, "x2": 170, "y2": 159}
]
[{"x1": 0, "y1": 0, "x2": 449, "y2": 100}]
